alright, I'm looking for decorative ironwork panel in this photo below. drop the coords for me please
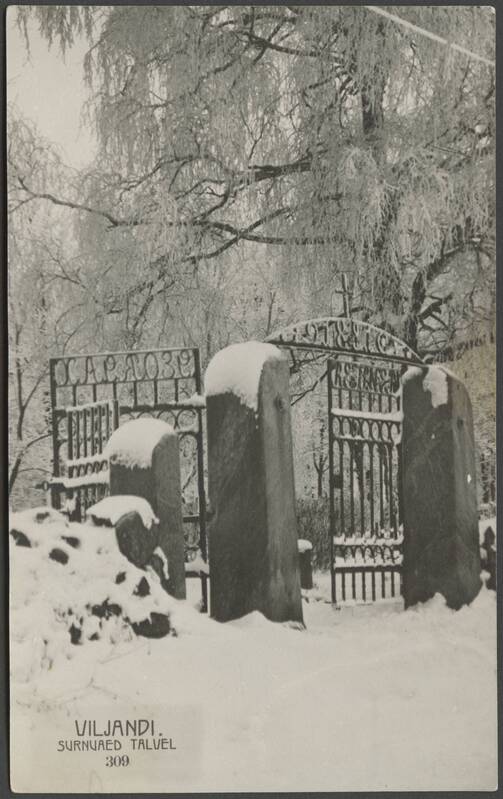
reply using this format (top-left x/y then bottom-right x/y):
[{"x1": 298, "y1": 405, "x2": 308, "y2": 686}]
[
  {"x1": 327, "y1": 357, "x2": 404, "y2": 605},
  {"x1": 66, "y1": 399, "x2": 119, "y2": 461},
  {"x1": 55, "y1": 399, "x2": 119, "y2": 520}
]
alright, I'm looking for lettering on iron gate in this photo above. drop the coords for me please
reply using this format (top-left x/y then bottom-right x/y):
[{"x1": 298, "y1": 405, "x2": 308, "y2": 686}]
[{"x1": 267, "y1": 317, "x2": 422, "y2": 365}]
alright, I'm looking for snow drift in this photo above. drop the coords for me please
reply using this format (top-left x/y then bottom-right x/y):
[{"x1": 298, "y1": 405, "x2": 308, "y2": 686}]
[
  {"x1": 9, "y1": 507, "x2": 497, "y2": 792},
  {"x1": 9, "y1": 507, "x2": 186, "y2": 683}
]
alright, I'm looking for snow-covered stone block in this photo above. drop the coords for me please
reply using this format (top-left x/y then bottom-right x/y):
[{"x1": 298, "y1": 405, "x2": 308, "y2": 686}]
[
  {"x1": 114, "y1": 510, "x2": 160, "y2": 569},
  {"x1": 87, "y1": 495, "x2": 159, "y2": 529},
  {"x1": 206, "y1": 344, "x2": 303, "y2": 624},
  {"x1": 108, "y1": 419, "x2": 186, "y2": 600},
  {"x1": 87, "y1": 497, "x2": 161, "y2": 570},
  {"x1": 401, "y1": 366, "x2": 481, "y2": 609}
]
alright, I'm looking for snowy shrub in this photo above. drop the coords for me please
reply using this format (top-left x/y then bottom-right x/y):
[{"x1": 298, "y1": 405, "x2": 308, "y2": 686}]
[{"x1": 9, "y1": 507, "x2": 177, "y2": 682}]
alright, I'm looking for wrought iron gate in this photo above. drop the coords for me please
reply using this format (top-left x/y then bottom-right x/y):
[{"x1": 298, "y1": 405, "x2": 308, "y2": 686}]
[
  {"x1": 266, "y1": 311, "x2": 424, "y2": 606},
  {"x1": 327, "y1": 357, "x2": 403, "y2": 604},
  {"x1": 48, "y1": 347, "x2": 208, "y2": 607}
]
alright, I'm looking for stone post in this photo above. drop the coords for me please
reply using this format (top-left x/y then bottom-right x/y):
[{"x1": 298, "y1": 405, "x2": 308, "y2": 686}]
[
  {"x1": 401, "y1": 366, "x2": 481, "y2": 609},
  {"x1": 298, "y1": 540, "x2": 313, "y2": 590},
  {"x1": 205, "y1": 342, "x2": 303, "y2": 624},
  {"x1": 107, "y1": 419, "x2": 186, "y2": 599}
]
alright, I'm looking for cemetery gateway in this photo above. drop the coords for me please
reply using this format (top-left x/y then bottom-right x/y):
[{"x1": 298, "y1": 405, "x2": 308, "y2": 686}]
[{"x1": 46, "y1": 311, "x2": 482, "y2": 621}]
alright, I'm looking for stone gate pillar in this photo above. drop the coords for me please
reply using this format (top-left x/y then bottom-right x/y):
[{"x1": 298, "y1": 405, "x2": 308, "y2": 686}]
[
  {"x1": 205, "y1": 342, "x2": 303, "y2": 624},
  {"x1": 401, "y1": 365, "x2": 481, "y2": 609},
  {"x1": 106, "y1": 418, "x2": 186, "y2": 599}
]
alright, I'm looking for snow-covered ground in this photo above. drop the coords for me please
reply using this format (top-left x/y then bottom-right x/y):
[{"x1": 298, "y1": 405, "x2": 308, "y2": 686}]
[{"x1": 10, "y1": 511, "x2": 498, "y2": 792}]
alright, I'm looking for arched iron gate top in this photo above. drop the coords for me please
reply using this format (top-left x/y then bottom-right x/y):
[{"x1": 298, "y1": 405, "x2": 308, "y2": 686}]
[{"x1": 265, "y1": 316, "x2": 424, "y2": 367}]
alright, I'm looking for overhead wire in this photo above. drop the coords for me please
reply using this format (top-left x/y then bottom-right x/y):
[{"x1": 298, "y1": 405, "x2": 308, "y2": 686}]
[{"x1": 364, "y1": 5, "x2": 495, "y2": 69}]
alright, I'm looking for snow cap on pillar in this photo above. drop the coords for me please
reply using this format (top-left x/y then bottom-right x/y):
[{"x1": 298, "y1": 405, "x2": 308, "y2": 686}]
[
  {"x1": 104, "y1": 418, "x2": 176, "y2": 469},
  {"x1": 402, "y1": 364, "x2": 451, "y2": 409},
  {"x1": 204, "y1": 341, "x2": 285, "y2": 411}
]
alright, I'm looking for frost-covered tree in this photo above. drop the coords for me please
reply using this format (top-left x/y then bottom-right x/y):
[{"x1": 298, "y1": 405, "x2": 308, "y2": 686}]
[
  {"x1": 8, "y1": 113, "x2": 63, "y2": 501},
  {"x1": 16, "y1": 5, "x2": 495, "y2": 356},
  {"x1": 7, "y1": 111, "x2": 106, "y2": 504}
]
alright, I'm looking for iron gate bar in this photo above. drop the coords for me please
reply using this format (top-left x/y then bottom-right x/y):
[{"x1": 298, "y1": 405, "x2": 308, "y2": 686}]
[
  {"x1": 193, "y1": 348, "x2": 208, "y2": 612},
  {"x1": 327, "y1": 361, "x2": 336, "y2": 603},
  {"x1": 49, "y1": 358, "x2": 61, "y2": 509}
]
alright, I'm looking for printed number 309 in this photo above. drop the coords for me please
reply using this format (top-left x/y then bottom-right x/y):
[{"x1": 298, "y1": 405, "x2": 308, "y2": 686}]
[{"x1": 105, "y1": 755, "x2": 130, "y2": 767}]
